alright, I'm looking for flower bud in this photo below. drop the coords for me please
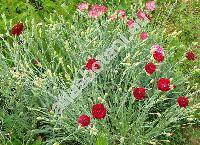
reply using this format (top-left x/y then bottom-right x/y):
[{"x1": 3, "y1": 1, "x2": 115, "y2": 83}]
[
  {"x1": 98, "y1": 97, "x2": 105, "y2": 103},
  {"x1": 53, "y1": 128, "x2": 61, "y2": 131},
  {"x1": 120, "y1": 137, "x2": 125, "y2": 143},
  {"x1": 128, "y1": 87, "x2": 132, "y2": 92},
  {"x1": 163, "y1": 132, "x2": 173, "y2": 137},
  {"x1": 150, "y1": 79, "x2": 154, "y2": 83},
  {"x1": 90, "y1": 125, "x2": 98, "y2": 135},
  {"x1": 104, "y1": 93, "x2": 108, "y2": 97},
  {"x1": 187, "y1": 118, "x2": 193, "y2": 122},
  {"x1": 36, "y1": 117, "x2": 43, "y2": 120},
  {"x1": 70, "y1": 25, "x2": 75, "y2": 31},
  {"x1": 156, "y1": 113, "x2": 161, "y2": 117},
  {"x1": 161, "y1": 140, "x2": 170, "y2": 143},
  {"x1": 149, "y1": 141, "x2": 156, "y2": 145},
  {"x1": 50, "y1": 119, "x2": 56, "y2": 123}
]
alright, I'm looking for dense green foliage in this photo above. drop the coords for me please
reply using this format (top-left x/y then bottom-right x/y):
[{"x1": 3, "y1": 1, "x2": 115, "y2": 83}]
[{"x1": 0, "y1": 0, "x2": 199, "y2": 145}]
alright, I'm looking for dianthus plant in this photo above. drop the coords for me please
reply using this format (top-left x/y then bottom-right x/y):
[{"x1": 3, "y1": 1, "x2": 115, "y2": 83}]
[{"x1": 0, "y1": 1, "x2": 198, "y2": 145}]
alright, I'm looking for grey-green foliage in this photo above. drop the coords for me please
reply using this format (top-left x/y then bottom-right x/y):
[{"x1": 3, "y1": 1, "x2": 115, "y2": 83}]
[{"x1": 0, "y1": 1, "x2": 199, "y2": 145}]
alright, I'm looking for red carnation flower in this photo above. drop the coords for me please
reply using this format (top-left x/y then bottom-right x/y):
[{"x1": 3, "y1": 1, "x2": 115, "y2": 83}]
[
  {"x1": 157, "y1": 78, "x2": 171, "y2": 92},
  {"x1": 145, "y1": 62, "x2": 156, "y2": 75},
  {"x1": 186, "y1": 51, "x2": 196, "y2": 61},
  {"x1": 92, "y1": 103, "x2": 107, "y2": 119},
  {"x1": 153, "y1": 51, "x2": 164, "y2": 63},
  {"x1": 133, "y1": 88, "x2": 146, "y2": 100},
  {"x1": 177, "y1": 96, "x2": 189, "y2": 108},
  {"x1": 85, "y1": 58, "x2": 100, "y2": 71},
  {"x1": 11, "y1": 23, "x2": 24, "y2": 36},
  {"x1": 77, "y1": 114, "x2": 90, "y2": 127}
]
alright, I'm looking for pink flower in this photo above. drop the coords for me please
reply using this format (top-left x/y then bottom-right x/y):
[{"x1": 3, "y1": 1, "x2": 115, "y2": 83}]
[
  {"x1": 90, "y1": 4, "x2": 100, "y2": 11},
  {"x1": 151, "y1": 45, "x2": 164, "y2": 63},
  {"x1": 77, "y1": 2, "x2": 89, "y2": 12},
  {"x1": 140, "y1": 32, "x2": 148, "y2": 40},
  {"x1": 99, "y1": 5, "x2": 107, "y2": 13},
  {"x1": 90, "y1": 4, "x2": 107, "y2": 14},
  {"x1": 146, "y1": 1, "x2": 156, "y2": 12},
  {"x1": 137, "y1": 10, "x2": 146, "y2": 20},
  {"x1": 151, "y1": 45, "x2": 164, "y2": 55},
  {"x1": 116, "y1": 9, "x2": 126, "y2": 19},
  {"x1": 88, "y1": 4, "x2": 107, "y2": 19},
  {"x1": 109, "y1": 15, "x2": 116, "y2": 21},
  {"x1": 126, "y1": 19, "x2": 134, "y2": 28},
  {"x1": 88, "y1": 10, "x2": 101, "y2": 19}
]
